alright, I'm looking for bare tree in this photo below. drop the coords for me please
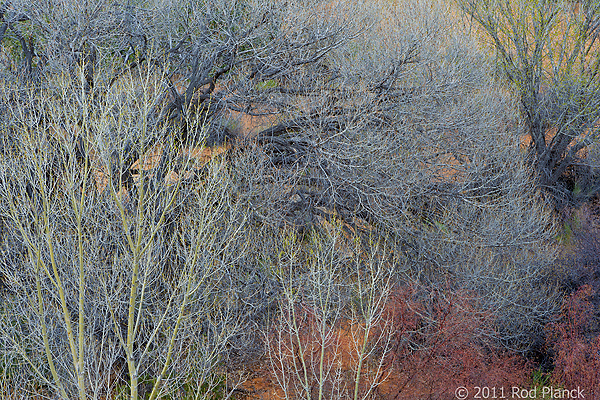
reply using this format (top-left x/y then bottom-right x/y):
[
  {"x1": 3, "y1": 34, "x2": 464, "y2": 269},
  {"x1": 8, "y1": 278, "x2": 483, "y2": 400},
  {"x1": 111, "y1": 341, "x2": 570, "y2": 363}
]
[
  {"x1": 0, "y1": 67, "x2": 264, "y2": 399},
  {"x1": 459, "y1": 0, "x2": 600, "y2": 207}
]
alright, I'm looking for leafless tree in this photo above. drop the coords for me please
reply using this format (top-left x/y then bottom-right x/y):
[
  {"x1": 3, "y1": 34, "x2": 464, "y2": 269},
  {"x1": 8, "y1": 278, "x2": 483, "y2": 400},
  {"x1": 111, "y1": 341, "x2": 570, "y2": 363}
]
[{"x1": 459, "y1": 0, "x2": 600, "y2": 208}]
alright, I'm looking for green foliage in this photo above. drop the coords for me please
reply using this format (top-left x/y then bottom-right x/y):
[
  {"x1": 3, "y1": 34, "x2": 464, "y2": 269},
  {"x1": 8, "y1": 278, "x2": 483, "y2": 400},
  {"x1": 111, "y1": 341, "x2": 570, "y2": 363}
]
[
  {"x1": 555, "y1": 211, "x2": 580, "y2": 244},
  {"x1": 532, "y1": 367, "x2": 551, "y2": 387},
  {"x1": 255, "y1": 78, "x2": 279, "y2": 91}
]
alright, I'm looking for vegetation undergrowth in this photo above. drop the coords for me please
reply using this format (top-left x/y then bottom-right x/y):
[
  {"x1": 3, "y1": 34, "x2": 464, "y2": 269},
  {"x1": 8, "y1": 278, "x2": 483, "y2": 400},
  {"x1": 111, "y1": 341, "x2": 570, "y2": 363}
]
[{"x1": 0, "y1": 0, "x2": 598, "y2": 399}]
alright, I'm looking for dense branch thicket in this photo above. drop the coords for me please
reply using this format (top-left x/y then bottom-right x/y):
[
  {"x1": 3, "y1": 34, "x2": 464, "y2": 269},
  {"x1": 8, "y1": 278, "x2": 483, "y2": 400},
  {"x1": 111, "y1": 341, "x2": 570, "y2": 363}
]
[{"x1": 0, "y1": 0, "x2": 567, "y2": 398}]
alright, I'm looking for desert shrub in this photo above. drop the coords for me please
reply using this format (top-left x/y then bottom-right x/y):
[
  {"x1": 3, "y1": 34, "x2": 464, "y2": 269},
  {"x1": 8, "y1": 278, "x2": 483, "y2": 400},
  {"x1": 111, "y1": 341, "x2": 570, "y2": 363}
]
[
  {"x1": 547, "y1": 285, "x2": 600, "y2": 398},
  {"x1": 379, "y1": 285, "x2": 533, "y2": 400}
]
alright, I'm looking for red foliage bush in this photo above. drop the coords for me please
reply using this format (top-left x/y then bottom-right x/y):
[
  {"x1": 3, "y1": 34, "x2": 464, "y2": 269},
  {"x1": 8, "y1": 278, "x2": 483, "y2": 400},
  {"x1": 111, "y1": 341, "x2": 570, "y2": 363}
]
[
  {"x1": 379, "y1": 285, "x2": 531, "y2": 400},
  {"x1": 547, "y1": 285, "x2": 600, "y2": 398}
]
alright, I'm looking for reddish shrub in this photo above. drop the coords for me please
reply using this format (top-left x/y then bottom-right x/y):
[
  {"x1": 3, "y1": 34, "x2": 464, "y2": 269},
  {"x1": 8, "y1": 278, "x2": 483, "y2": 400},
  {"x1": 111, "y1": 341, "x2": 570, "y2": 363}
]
[
  {"x1": 547, "y1": 285, "x2": 600, "y2": 398},
  {"x1": 378, "y1": 285, "x2": 531, "y2": 400}
]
